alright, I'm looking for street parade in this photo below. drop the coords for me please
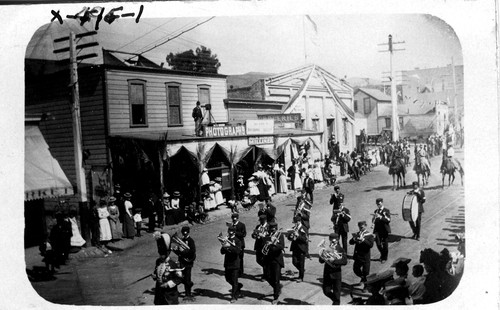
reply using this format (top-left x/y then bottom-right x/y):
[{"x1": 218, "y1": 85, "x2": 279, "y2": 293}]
[{"x1": 20, "y1": 12, "x2": 477, "y2": 308}]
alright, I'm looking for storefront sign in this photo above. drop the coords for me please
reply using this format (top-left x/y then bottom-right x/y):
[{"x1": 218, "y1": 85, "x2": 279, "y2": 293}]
[
  {"x1": 246, "y1": 119, "x2": 274, "y2": 135},
  {"x1": 248, "y1": 136, "x2": 274, "y2": 145},
  {"x1": 203, "y1": 124, "x2": 246, "y2": 138},
  {"x1": 257, "y1": 113, "x2": 302, "y2": 124}
]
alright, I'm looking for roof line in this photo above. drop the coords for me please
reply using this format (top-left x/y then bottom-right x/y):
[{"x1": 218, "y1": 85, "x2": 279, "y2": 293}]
[{"x1": 281, "y1": 65, "x2": 315, "y2": 112}]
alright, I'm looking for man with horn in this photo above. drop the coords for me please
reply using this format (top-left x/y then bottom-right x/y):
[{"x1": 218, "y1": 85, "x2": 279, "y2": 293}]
[
  {"x1": 289, "y1": 214, "x2": 309, "y2": 282},
  {"x1": 151, "y1": 233, "x2": 184, "y2": 305},
  {"x1": 171, "y1": 226, "x2": 196, "y2": 301},
  {"x1": 263, "y1": 222, "x2": 285, "y2": 304},
  {"x1": 371, "y1": 198, "x2": 391, "y2": 264},
  {"x1": 319, "y1": 232, "x2": 347, "y2": 305},
  {"x1": 331, "y1": 202, "x2": 351, "y2": 255},
  {"x1": 220, "y1": 226, "x2": 243, "y2": 303},
  {"x1": 329, "y1": 185, "x2": 344, "y2": 211},
  {"x1": 252, "y1": 214, "x2": 269, "y2": 281},
  {"x1": 349, "y1": 221, "x2": 374, "y2": 286},
  {"x1": 230, "y1": 213, "x2": 247, "y2": 275}
]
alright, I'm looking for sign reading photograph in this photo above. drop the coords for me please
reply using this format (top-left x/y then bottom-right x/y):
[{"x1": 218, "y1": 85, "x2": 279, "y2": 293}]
[{"x1": 203, "y1": 124, "x2": 246, "y2": 138}]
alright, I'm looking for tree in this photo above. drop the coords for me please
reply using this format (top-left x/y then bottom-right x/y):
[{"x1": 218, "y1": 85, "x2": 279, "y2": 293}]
[{"x1": 166, "y1": 46, "x2": 221, "y2": 74}]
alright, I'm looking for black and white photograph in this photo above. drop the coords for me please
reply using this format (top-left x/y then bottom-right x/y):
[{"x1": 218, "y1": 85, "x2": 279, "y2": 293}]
[{"x1": 0, "y1": 0, "x2": 498, "y2": 309}]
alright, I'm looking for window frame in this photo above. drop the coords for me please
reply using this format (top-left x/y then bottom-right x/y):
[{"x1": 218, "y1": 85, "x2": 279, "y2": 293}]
[
  {"x1": 363, "y1": 97, "x2": 371, "y2": 114},
  {"x1": 197, "y1": 84, "x2": 212, "y2": 107},
  {"x1": 165, "y1": 82, "x2": 183, "y2": 127},
  {"x1": 128, "y1": 79, "x2": 148, "y2": 128},
  {"x1": 385, "y1": 117, "x2": 391, "y2": 128}
]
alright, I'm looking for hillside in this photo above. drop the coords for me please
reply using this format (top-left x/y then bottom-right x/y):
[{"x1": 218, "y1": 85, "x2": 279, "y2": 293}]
[{"x1": 227, "y1": 72, "x2": 273, "y2": 89}]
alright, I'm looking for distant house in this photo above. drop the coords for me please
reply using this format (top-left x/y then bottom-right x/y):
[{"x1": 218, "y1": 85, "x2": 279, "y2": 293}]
[{"x1": 353, "y1": 87, "x2": 391, "y2": 138}]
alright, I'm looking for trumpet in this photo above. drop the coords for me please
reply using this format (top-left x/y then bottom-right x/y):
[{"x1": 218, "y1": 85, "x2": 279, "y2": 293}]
[
  {"x1": 317, "y1": 239, "x2": 342, "y2": 267},
  {"x1": 217, "y1": 232, "x2": 235, "y2": 248},
  {"x1": 286, "y1": 223, "x2": 300, "y2": 241},
  {"x1": 262, "y1": 228, "x2": 283, "y2": 255},
  {"x1": 252, "y1": 225, "x2": 268, "y2": 239},
  {"x1": 352, "y1": 230, "x2": 373, "y2": 243}
]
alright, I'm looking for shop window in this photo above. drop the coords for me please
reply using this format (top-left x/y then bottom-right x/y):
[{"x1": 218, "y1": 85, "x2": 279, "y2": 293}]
[
  {"x1": 166, "y1": 82, "x2": 182, "y2": 126},
  {"x1": 128, "y1": 80, "x2": 147, "y2": 127},
  {"x1": 312, "y1": 119, "x2": 319, "y2": 131},
  {"x1": 363, "y1": 97, "x2": 370, "y2": 114},
  {"x1": 354, "y1": 100, "x2": 358, "y2": 112},
  {"x1": 385, "y1": 117, "x2": 391, "y2": 128}
]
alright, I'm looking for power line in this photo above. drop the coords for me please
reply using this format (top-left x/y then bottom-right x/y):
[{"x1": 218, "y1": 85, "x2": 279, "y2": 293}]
[
  {"x1": 115, "y1": 18, "x2": 177, "y2": 51},
  {"x1": 127, "y1": 16, "x2": 216, "y2": 62}
]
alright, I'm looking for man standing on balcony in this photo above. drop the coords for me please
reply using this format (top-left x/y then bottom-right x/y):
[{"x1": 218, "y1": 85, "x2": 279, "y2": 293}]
[{"x1": 192, "y1": 101, "x2": 203, "y2": 136}]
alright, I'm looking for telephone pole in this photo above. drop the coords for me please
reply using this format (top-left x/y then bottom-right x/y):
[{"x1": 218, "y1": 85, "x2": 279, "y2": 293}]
[
  {"x1": 379, "y1": 34, "x2": 405, "y2": 142},
  {"x1": 451, "y1": 57, "x2": 459, "y2": 130},
  {"x1": 54, "y1": 31, "x2": 98, "y2": 244}
]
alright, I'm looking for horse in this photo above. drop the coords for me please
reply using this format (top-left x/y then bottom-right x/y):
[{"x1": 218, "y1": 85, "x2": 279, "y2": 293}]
[
  {"x1": 388, "y1": 156, "x2": 406, "y2": 190},
  {"x1": 414, "y1": 155, "x2": 431, "y2": 186},
  {"x1": 441, "y1": 157, "x2": 464, "y2": 188}
]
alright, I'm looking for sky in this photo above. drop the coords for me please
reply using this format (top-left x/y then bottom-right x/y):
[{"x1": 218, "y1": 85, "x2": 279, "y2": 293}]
[{"x1": 26, "y1": 14, "x2": 462, "y2": 80}]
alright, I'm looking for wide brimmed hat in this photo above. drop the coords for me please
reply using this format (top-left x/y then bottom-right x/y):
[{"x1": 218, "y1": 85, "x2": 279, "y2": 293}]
[
  {"x1": 329, "y1": 232, "x2": 339, "y2": 240},
  {"x1": 172, "y1": 191, "x2": 181, "y2": 197},
  {"x1": 162, "y1": 192, "x2": 170, "y2": 198},
  {"x1": 108, "y1": 197, "x2": 117, "y2": 203},
  {"x1": 123, "y1": 192, "x2": 132, "y2": 199},
  {"x1": 214, "y1": 177, "x2": 222, "y2": 182},
  {"x1": 391, "y1": 257, "x2": 411, "y2": 268},
  {"x1": 238, "y1": 175, "x2": 243, "y2": 178}
]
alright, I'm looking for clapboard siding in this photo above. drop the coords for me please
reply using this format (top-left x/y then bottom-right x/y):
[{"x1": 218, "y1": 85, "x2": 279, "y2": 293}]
[
  {"x1": 228, "y1": 106, "x2": 282, "y2": 124},
  {"x1": 25, "y1": 66, "x2": 108, "y2": 193},
  {"x1": 106, "y1": 69, "x2": 228, "y2": 135}
]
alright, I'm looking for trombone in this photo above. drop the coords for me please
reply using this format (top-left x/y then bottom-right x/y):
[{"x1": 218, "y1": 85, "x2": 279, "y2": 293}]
[{"x1": 217, "y1": 232, "x2": 236, "y2": 247}]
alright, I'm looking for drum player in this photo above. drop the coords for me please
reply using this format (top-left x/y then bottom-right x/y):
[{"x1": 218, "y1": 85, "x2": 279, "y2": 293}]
[{"x1": 407, "y1": 181, "x2": 426, "y2": 240}]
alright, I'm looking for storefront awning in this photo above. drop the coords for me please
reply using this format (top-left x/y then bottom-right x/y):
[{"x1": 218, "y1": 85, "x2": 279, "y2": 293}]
[{"x1": 25, "y1": 126, "x2": 74, "y2": 201}]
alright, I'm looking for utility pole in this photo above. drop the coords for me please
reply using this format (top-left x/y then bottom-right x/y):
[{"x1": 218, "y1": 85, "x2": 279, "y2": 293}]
[
  {"x1": 379, "y1": 34, "x2": 405, "y2": 142},
  {"x1": 54, "y1": 31, "x2": 98, "y2": 245},
  {"x1": 451, "y1": 57, "x2": 459, "y2": 130}
]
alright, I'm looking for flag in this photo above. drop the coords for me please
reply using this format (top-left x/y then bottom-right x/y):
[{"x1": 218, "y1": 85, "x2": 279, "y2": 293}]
[{"x1": 305, "y1": 15, "x2": 318, "y2": 34}]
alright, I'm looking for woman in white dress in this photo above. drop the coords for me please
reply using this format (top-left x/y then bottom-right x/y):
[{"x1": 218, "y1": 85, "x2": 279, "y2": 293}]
[
  {"x1": 213, "y1": 177, "x2": 225, "y2": 206},
  {"x1": 204, "y1": 181, "x2": 217, "y2": 211},
  {"x1": 278, "y1": 164, "x2": 288, "y2": 193},
  {"x1": 293, "y1": 163, "x2": 302, "y2": 190},
  {"x1": 97, "y1": 201, "x2": 112, "y2": 243},
  {"x1": 265, "y1": 170, "x2": 275, "y2": 196},
  {"x1": 68, "y1": 210, "x2": 86, "y2": 247},
  {"x1": 247, "y1": 176, "x2": 260, "y2": 197}
]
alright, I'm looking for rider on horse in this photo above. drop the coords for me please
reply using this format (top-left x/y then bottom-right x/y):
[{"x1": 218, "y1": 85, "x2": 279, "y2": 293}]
[
  {"x1": 414, "y1": 145, "x2": 431, "y2": 173},
  {"x1": 440, "y1": 142, "x2": 461, "y2": 173}
]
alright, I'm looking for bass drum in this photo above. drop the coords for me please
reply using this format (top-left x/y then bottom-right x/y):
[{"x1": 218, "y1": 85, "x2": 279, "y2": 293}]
[{"x1": 402, "y1": 194, "x2": 419, "y2": 222}]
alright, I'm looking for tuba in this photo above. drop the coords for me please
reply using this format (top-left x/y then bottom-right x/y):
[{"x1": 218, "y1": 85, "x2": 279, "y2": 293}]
[
  {"x1": 171, "y1": 233, "x2": 194, "y2": 262},
  {"x1": 262, "y1": 228, "x2": 283, "y2": 255},
  {"x1": 217, "y1": 232, "x2": 235, "y2": 248},
  {"x1": 317, "y1": 239, "x2": 342, "y2": 267},
  {"x1": 252, "y1": 224, "x2": 268, "y2": 240}
]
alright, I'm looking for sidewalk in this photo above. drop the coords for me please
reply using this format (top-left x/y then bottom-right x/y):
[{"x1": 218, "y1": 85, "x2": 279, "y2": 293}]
[{"x1": 25, "y1": 173, "x2": 353, "y2": 269}]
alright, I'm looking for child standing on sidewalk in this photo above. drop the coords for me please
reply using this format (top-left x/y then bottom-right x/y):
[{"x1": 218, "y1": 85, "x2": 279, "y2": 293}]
[{"x1": 134, "y1": 208, "x2": 143, "y2": 237}]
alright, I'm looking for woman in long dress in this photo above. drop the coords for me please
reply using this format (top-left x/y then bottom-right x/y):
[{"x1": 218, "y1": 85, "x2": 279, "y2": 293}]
[
  {"x1": 247, "y1": 176, "x2": 260, "y2": 199},
  {"x1": 293, "y1": 163, "x2": 302, "y2": 190},
  {"x1": 278, "y1": 164, "x2": 288, "y2": 193},
  {"x1": 213, "y1": 177, "x2": 225, "y2": 206},
  {"x1": 107, "y1": 197, "x2": 122, "y2": 241},
  {"x1": 163, "y1": 193, "x2": 176, "y2": 226},
  {"x1": 122, "y1": 193, "x2": 136, "y2": 239},
  {"x1": 68, "y1": 210, "x2": 86, "y2": 247},
  {"x1": 97, "y1": 201, "x2": 112, "y2": 243}
]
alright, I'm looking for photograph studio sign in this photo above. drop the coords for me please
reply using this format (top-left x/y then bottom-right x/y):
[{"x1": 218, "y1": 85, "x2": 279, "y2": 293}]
[{"x1": 203, "y1": 124, "x2": 246, "y2": 138}]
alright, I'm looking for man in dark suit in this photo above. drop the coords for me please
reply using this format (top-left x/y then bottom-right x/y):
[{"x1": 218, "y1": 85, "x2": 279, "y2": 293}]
[
  {"x1": 349, "y1": 221, "x2": 375, "y2": 284},
  {"x1": 320, "y1": 233, "x2": 348, "y2": 305},
  {"x1": 371, "y1": 198, "x2": 391, "y2": 263},
  {"x1": 263, "y1": 222, "x2": 285, "y2": 304},
  {"x1": 192, "y1": 101, "x2": 203, "y2": 136},
  {"x1": 331, "y1": 203, "x2": 351, "y2": 254},
  {"x1": 302, "y1": 173, "x2": 315, "y2": 203},
  {"x1": 251, "y1": 214, "x2": 269, "y2": 280},
  {"x1": 230, "y1": 213, "x2": 247, "y2": 275},
  {"x1": 329, "y1": 185, "x2": 345, "y2": 211},
  {"x1": 220, "y1": 226, "x2": 243, "y2": 303},
  {"x1": 407, "y1": 181, "x2": 426, "y2": 240},
  {"x1": 289, "y1": 215, "x2": 309, "y2": 282},
  {"x1": 287, "y1": 161, "x2": 296, "y2": 190},
  {"x1": 172, "y1": 226, "x2": 196, "y2": 301}
]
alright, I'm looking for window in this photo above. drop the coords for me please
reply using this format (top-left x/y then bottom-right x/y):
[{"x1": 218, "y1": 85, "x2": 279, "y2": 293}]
[
  {"x1": 385, "y1": 117, "x2": 391, "y2": 128},
  {"x1": 354, "y1": 100, "x2": 358, "y2": 112},
  {"x1": 312, "y1": 119, "x2": 319, "y2": 131},
  {"x1": 198, "y1": 84, "x2": 211, "y2": 107},
  {"x1": 128, "y1": 80, "x2": 147, "y2": 127},
  {"x1": 166, "y1": 82, "x2": 182, "y2": 126},
  {"x1": 363, "y1": 97, "x2": 371, "y2": 114},
  {"x1": 399, "y1": 117, "x2": 404, "y2": 129}
]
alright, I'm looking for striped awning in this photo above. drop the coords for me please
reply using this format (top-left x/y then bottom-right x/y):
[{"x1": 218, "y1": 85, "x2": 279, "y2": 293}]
[{"x1": 25, "y1": 126, "x2": 74, "y2": 201}]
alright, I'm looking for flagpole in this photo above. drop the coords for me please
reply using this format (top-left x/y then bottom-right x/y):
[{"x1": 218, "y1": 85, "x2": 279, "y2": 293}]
[{"x1": 302, "y1": 16, "x2": 307, "y2": 63}]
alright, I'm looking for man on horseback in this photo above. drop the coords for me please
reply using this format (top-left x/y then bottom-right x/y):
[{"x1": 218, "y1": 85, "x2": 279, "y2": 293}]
[
  {"x1": 414, "y1": 145, "x2": 431, "y2": 176},
  {"x1": 440, "y1": 142, "x2": 461, "y2": 173}
]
